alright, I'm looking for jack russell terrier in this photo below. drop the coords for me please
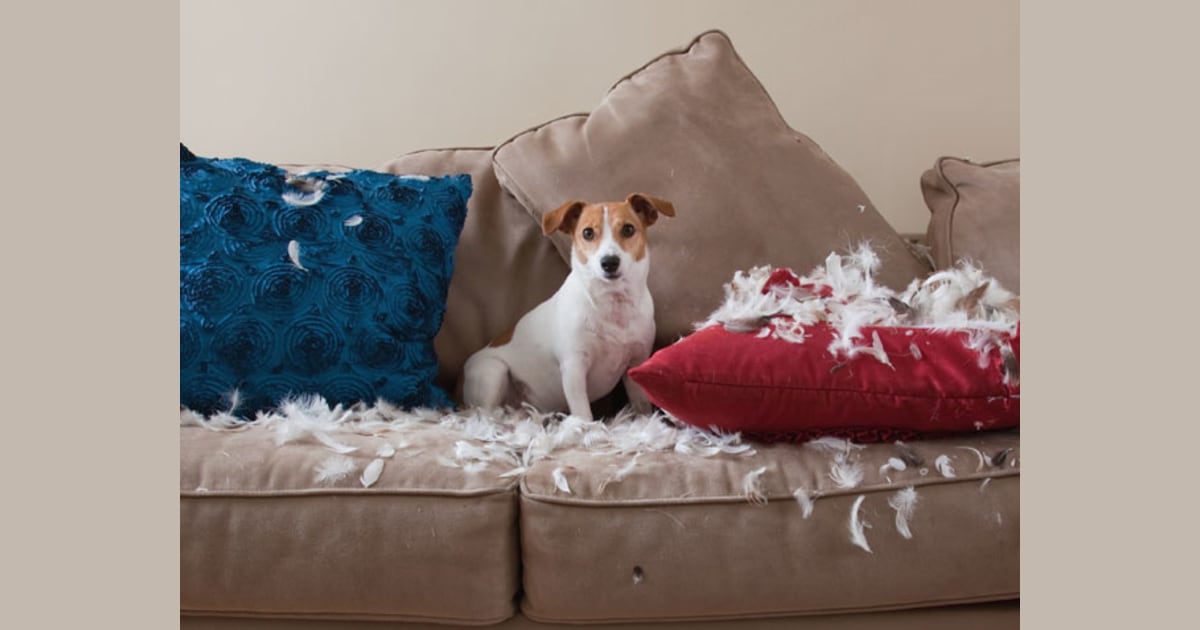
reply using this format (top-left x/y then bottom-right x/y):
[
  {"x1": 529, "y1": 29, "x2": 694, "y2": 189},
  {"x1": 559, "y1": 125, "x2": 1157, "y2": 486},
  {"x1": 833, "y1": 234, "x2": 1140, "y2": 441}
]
[{"x1": 462, "y1": 193, "x2": 675, "y2": 421}]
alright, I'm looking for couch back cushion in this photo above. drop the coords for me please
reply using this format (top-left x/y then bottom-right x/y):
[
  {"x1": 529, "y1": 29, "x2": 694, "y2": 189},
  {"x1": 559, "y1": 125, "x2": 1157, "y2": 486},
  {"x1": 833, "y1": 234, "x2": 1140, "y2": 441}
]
[
  {"x1": 492, "y1": 30, "x2": 931, "y2": 347},
  {"x1": 921, "y1": 157, "x2": 1020, "y2": 293},
  {"x1": 380, "y1": 148, "x2": 569, "y2": 399}
]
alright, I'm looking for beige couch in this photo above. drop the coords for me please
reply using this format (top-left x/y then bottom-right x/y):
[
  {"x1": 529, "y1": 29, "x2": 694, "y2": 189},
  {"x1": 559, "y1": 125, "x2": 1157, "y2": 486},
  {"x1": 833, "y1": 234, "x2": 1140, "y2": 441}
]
[{"x1": 180, "y1": 31, "x2": 1018, "y2": 628}]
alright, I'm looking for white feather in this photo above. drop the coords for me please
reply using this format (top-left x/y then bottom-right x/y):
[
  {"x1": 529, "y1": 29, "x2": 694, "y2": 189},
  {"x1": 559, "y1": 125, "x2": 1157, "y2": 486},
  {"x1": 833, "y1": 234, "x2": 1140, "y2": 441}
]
[
  {"x1": 980, "y1": 477, "x2": 992, "y2": 491},
  {"x1": 314, "y1": 455, "x2": 355, "y2": 483},
  {"x1": 887, "y1": 486, "x2": 919, "y2": 539},
  {"x1": 956, "y1": 446, "x2": 988, "y2": 471},
  {"x1": 376, "y1": 443, "x2": 396, "y2": 458},
  {"x1": 804, "y1": 436, "x2": 864, "y2": 455},
  {"x1": 313, "y1": 431, "x2": 357, "y2": 454},
  {"x1": 498, "y1": 467, "x2": 527, "y2": 478},
  {"x1": 360, "y1": 458, "x2": 384, "y2": 488},
  {"x1": 829, "y1": 457, "x2": 864, "y2": 489},
  {"x1": 287, "y1": 240, "x2": 306, "y2": 271},
  {"x1": 742, "y1": 466, "x2": 768, "y2": 505},
  {"x1": 793, "y1": 487, "x2": 815, "y2": 518},
  {"x1": 878, "y1": 456, "x2": 907, "y2": 477},
  {"x1": 597, "y1": 455, "x2": 640, "y2": 493},
  {"x1": 343, "y1": 214, "x2": 363, "y2": 227},
  {"x1": 935, "y1": 454, "x2": 957, "y2": 478},
  {"x1": 848, "y1": 495, "x2": 872, "y2": 553},
  {"x1": 552, "y1": 467, "x2": 572, "y2": 494},
  {"x1": 694, "y1": 244, "x2": 1018, "y2": 371},
  {"x1": 282, "y1": 176, "x2": 327, "y2": 206}
]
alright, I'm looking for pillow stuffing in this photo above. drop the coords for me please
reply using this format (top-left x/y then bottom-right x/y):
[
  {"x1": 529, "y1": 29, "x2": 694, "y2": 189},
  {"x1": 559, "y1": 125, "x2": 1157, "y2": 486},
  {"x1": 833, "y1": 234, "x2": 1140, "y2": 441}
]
[{"x1": 628, "y1": 246, "x2": 1020, "y2": 442}]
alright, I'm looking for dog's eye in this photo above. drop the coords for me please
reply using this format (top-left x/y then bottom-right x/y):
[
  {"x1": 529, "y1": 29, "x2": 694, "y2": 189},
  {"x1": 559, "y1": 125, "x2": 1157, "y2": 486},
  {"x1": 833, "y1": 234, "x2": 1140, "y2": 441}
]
[
  {"x1": 620, "y1": 224, "x2": 636, "y2": 238},
  {"x1": 581, "y1": 227, "x2": 595, "y2": 240}
]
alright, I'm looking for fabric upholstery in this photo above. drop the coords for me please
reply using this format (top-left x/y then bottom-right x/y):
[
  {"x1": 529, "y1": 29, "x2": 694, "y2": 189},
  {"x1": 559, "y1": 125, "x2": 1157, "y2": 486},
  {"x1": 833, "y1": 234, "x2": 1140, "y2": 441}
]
[
  {"x1": 492, "y1": 31, "x2": 931, "y2": 347},
  {"x1": 379, "y1": 148, "x2": 570, "y2": 400},
  {"x1": 519, "y1": 431, "x2": 1019, "y2": 623},
  {"x1": 921, "y1": 158, "x2": 1020, "y2": 293},
  {"x1": 180, "y1": 425, "x2": 520, "y2": 624}
]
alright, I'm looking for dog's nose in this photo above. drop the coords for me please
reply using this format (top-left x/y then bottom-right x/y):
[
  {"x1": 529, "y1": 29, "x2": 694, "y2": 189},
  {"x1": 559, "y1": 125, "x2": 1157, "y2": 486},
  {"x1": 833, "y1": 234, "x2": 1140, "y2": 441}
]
[{"x1": 600, "y1": 255, "x2": 620, "y2": 274}]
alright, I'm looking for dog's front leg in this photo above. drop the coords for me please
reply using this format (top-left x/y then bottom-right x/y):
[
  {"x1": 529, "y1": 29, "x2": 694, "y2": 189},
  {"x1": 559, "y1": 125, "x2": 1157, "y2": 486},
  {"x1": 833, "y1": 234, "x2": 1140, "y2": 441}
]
[{"x1": 560, "y1": 358, "x2": 593, "y2": 421}]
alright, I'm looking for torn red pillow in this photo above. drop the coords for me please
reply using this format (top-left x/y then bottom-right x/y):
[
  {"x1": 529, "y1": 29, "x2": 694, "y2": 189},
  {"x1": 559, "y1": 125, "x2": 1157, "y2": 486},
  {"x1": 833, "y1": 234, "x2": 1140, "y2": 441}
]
[{"x1": 628, "y1": 262, "x2": 1019, "y2": 442}]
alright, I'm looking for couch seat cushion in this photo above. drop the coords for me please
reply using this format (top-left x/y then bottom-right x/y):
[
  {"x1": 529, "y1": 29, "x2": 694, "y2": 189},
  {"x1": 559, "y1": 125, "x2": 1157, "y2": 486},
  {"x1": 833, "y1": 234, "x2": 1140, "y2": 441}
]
[
  {"x1": 519, "y1": 431, "x2": 1019, "y2": 623},
  {"x1": 180, "y1": 422, "x2": 519, "y2": 624}
]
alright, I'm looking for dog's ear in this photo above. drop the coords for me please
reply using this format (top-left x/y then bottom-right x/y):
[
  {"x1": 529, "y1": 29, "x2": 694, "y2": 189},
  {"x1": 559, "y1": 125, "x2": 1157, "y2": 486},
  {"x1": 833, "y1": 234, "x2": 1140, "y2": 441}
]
[
  {"x1": 542, "y1": 200, "x2": 586, "y2": 235},
  {"x1": 626, "y1": 193, "x2": 676, "y2": 227}
]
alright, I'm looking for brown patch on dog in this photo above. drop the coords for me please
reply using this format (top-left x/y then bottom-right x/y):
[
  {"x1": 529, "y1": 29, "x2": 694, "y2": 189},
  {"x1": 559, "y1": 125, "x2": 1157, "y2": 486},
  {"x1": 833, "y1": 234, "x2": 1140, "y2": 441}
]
[
  {"x1": 487, "y1": 325, "x2": 516, "y2": 348},
  {"x1": 572, "y1": 204, "x2": 606, "y2": 265},
  {"x1": 547, "y1": 195, "x2": 676, "y2": 265},
  {"x1": 542, "y1": 200, "x2": 586, "y2": 236},
  {"x1": 626, "y1": 193, "x2": 676, "y2": 226},
  {"x1": 607, "y1": 203, "x2": 649, "y2": 261}
]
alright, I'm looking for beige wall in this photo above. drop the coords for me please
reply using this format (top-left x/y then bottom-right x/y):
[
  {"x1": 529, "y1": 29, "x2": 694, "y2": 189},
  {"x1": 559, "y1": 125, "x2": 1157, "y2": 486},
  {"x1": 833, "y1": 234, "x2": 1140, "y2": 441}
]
[{"x1": 180, "y1": 0, "x2": 1017, "y2": 235}]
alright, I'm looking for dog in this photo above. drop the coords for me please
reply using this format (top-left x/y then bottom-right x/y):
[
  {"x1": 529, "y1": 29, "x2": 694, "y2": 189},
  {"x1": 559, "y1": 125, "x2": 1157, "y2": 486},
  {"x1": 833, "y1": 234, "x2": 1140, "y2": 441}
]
[{"x1": 462, "y1": 193, "x2": 675, "y2": 421}]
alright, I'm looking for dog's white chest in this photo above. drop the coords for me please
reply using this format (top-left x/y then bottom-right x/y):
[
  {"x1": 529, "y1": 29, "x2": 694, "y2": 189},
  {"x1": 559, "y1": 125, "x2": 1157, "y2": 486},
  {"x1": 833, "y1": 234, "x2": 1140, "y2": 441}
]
[{"x1": 570, "y1": 289, "x2": 653, "y2": 395}]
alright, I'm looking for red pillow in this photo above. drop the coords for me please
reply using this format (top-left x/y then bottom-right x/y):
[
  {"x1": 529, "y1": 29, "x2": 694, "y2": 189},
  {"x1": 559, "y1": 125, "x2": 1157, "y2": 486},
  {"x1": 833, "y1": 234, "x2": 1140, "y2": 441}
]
[{"x1": 628, "y1": 270, "x2": 1020, "y2": 442}]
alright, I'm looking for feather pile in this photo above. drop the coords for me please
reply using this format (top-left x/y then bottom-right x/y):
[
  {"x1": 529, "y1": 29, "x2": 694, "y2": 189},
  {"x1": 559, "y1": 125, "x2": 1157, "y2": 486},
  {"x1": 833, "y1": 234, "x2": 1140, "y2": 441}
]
[
  {"x1": 181, "y1": 396, "x2": 758, "y2": 486},
  {"x1": 696, "y1": 243, "x2": 1020, "y2": 367}
]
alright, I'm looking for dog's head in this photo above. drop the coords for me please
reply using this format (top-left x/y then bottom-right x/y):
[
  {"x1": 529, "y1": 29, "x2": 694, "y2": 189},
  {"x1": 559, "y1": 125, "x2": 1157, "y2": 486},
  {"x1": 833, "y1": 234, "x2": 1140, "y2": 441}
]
[{"x1": 541, "y1": 193, "x2": 676, "y2": 284}]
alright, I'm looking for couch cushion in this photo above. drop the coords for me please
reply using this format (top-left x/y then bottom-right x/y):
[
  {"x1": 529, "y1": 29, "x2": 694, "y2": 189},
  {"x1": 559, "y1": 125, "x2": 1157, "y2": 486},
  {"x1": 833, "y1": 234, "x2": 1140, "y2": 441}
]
[
  {"x1": 180, "y1": 423, "x2": 520, "y2": 624},
  {"x1": 180, "y1": 146, "x2": 472, "y2": 415},
  {"x1": 492, "y1": 30, "x2": 931, "y2": 348},
  {"x1": 921, "y1": 158, "x2": 1020, "y2": 293},
  {"x1": 379, "y1": 148, "x2": 569, "y2": 401},
  {"x1": 519, "y1": 432, "x2": 1019, "y2": 623}
]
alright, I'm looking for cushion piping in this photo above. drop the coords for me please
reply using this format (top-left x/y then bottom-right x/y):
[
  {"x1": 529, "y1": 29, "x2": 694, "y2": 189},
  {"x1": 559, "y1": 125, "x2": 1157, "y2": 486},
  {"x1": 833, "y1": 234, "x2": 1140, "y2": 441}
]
[
  {"x1": 519, "y1": 466, "x2": 1018, "y2": 506},
  {"x1": 180, "y1": 485, "x2": 517, "y2": 499},
  {"x1": 520, "y1": 593, "x2": 1020, "y2": 626},
  {"x1": 927, "y1": 156, "x2": 1021, "y2": 269}
]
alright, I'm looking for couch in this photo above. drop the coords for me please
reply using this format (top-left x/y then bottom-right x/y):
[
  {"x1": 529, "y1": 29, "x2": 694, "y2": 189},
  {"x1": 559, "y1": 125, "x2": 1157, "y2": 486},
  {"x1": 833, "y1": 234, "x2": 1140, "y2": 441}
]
[{"x1": 180, "y1": 31, "x2": 1019, "y2": 628}]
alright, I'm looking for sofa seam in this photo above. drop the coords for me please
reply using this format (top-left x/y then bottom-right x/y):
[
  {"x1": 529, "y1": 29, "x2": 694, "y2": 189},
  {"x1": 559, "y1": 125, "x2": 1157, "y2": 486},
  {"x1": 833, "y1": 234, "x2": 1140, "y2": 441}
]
[
  {"x1": 178, "y1": 485, "x2": 518, "y2": 499},
  {"x1": 180, "y1": 608, "x2": 516, "y2": 626},
  {"x1": 519, "y1": 468, "x2": 1018, "y2": 507},
  {"x1": 519, "y1": 593, "x2": 1020, "y2": 625}
]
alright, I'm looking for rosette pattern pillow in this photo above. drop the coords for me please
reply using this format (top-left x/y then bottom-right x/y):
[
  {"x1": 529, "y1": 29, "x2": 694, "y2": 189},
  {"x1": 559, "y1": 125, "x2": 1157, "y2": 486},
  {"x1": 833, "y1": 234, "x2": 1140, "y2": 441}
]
[{"x1": 180, "y1": 145, "x2": 471, "y2": 416}]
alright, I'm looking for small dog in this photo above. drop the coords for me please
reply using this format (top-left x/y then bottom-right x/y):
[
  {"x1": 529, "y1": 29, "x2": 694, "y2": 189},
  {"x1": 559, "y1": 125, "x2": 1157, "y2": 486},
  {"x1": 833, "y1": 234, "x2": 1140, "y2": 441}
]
[{"x1": 462, "y1": 193, "x2": 675, "y2": 420}]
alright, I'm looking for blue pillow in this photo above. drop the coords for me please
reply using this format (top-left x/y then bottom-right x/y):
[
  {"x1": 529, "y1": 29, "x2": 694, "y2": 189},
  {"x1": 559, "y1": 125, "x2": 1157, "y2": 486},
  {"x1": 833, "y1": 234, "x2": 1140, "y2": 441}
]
[{"x1": 180, "y1": 145, "x2": 471, "y2": 416}]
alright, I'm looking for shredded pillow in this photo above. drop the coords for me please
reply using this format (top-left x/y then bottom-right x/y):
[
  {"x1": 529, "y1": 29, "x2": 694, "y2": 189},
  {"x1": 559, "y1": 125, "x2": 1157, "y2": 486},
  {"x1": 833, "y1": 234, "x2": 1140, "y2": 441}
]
[
  {"x1": 628, "y1": 247, "x2": 1020, "y2": 442},
  {"x1": 180, "y1": 145, "x2": 471, "y2": 416}
]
